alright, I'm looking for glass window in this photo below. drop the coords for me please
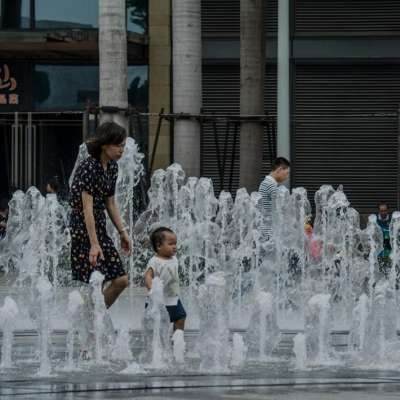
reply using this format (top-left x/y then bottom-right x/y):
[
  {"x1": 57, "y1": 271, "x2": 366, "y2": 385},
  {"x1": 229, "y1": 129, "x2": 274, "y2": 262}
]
[
  {"x1": 127, "y1": 0, "x2": 148, "y2": 34},
  {"x1": 128, "y1": 65, "x2": 148, "y2": 110},
  {"x1": 34, "y1": 65, "x2": 148, "y2": 111},
  {"x1": 127, "y1": 65, "x2": 148, "y2": 159},
  {"x1": 0, "y1": 1, "x2": 149, "y2": 32},
  {"x1": 35, "y1": 0, "x2": 98, "y2": 29},
  {"x1": 0, "y1": 0, "x2": 31, "y2": 29},
  {"x1": 34, "y1": 65, "x2": 99, "y2": 110}
]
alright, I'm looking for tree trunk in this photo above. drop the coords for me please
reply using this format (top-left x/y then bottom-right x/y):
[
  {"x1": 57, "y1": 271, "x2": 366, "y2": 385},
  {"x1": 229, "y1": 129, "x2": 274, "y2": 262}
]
[
  {"x1": 277, "y1": 0, "x2": 291, "y2": 162},
  {"x1": 99, "y1": 0, "x2": 128, "y2": 130},
  {"x1": 172, "y1": 0, "x2": 202, "y2": 177},
  {"x1": 240, "y1": 0, "x2": 265, "y2": 192}
]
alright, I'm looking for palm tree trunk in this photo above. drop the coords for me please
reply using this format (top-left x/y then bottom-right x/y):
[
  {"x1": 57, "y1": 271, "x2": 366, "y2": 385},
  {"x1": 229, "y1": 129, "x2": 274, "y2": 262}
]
[
  {"x1": 172, "y1": 0, "x2": 202, "y2": 177},
  {"x1": 240, "y1": 0, "x2": 265, "y2": 192},
  {"x1": 277, "y1": 0, "x2": 291, "y2": 162},
  {"x1": 99, "y1": 0, "x2": 128, "y2": 130}
]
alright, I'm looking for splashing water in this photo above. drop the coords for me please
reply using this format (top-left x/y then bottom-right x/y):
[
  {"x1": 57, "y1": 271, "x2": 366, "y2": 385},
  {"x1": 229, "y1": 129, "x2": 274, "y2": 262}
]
[
  {"x1": 246, "y1": 291, "x2": 279, "y2": 361},
  {"x1": 293, "y1": 333, "x2": 307, "y2": 370},
  {"x1": 172, "y1": 329, "x2": 185, "y2": 365},
  {"x1": 142, "y1": 277, "x2": 170, "y2": 369},
  {"x1": 198, "y1": 272, "x2": 230, "y2": 372},
  {"x1": 66, "y1": 290, "x2": 84, "y2": 369},
  {"x1": 231, "y1": 333, "x2": 246, "y2": 368},
  {"x1": 36, "y1": 277, "x2": 53, "y2": 376},
  {"x1": 0, "y1": 297, "x2": 19, "y2": 368},
  {"x1": 3, "y1": 137, "x2": 400, "y2": 374},
  {"x1": 305, "y1": 294, "x2": 332, "y2": 365}
]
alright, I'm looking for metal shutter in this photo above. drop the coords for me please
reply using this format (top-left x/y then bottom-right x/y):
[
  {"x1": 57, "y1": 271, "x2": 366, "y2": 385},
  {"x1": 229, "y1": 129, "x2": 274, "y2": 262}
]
[
  {"x1": 202, "y1": 64, "x2": 277, "y2": 193},
  {"x1": 295, "y1": 0, "x2": 400, "y2": 34},
  {"x1": 201, "y1": 0, "x2": 277, "y2": 37},
  {"x1": 293, "y1": 64, "x2": 400, "y2": 214}
]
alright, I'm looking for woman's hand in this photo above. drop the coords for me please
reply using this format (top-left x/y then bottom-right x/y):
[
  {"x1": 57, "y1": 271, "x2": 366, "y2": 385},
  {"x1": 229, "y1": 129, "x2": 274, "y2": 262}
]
[
  {"x1": 120, "y1": 231, "x2": 132, "y2": 255},
  {"x1": 106, "y1": 197, "x2": 132, "y2": 256},
  {"x1": 89, "y1": 244, "x2": 104, "y2": 267}
]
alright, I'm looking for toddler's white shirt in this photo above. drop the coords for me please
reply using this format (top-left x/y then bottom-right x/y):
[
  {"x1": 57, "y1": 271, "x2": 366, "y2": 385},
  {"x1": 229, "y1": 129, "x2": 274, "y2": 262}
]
[{"x1": 145, "y1": 256, "x2": 180, "y2": 306}]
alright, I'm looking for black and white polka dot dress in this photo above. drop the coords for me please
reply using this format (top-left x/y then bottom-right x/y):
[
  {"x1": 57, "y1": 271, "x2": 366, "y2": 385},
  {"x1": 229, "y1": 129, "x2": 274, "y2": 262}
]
[{"x1": 69, "y1": 156, "x2": 126, "y2": 284}]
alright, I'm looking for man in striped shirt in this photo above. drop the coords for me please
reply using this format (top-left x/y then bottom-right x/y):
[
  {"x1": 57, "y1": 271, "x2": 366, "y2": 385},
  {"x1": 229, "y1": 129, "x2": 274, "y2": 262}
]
[{"x1": 258, "y1": 157, "x2": 290, "y2": 240}]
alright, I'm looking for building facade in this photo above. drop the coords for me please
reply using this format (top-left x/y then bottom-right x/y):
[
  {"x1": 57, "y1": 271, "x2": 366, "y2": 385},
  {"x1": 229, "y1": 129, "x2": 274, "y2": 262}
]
[
  {"x1": 2, "y1": 1, "x2": 400, "y2": 217},
  {"x1": 201, "y1": 0, "x2": 400, "y2": 215},
  {"x1": 0, "y1": 0, "x2": 148, "y2": 196}
]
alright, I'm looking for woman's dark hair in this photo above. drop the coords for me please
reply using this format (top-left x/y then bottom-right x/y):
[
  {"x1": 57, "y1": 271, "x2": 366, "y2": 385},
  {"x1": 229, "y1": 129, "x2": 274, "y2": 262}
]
[
  {"x1": 150, "y1": 227, "x2": 174, "y2": 252},
  {"x1": 86, "y1": 121, "x2": 127, "y2": 159}
]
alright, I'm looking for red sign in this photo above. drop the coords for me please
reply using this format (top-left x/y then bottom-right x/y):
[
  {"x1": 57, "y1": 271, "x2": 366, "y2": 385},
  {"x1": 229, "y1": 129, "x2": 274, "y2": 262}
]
[{"x1": 0, "y1": 64, "x2": 19, "y2": 105}]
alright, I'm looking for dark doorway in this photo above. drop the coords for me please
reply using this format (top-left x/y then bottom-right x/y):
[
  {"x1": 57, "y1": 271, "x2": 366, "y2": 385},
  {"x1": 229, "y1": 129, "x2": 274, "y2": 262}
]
[
  {"x1": 0, "y1": 112, "x2": 83, "y2": 197},
  {"x1": 0, "y1": 117, "x2": 11, "y2": 198}
]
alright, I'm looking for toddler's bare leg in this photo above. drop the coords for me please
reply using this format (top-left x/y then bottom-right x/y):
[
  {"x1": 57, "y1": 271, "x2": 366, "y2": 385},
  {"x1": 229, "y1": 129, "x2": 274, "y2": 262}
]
[{"x1": 173, "y1": 318, "x2": 185, "y2": 331}]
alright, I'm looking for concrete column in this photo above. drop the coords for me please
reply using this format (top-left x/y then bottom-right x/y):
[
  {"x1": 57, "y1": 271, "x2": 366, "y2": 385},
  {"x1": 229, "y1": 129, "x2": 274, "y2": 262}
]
[
  {"x1": 99, "y1": 0, "x2": 128, "y2": 130},
  {"x1": 172, "y1": 0, "x2": 202, "y2": 177},
  {"x1": 149, "y1": 0, "x2": 172, "y2": 171},
  {"x1": 277, "y1": 0, "x2": 291, "y2": 161},
  {"x1": 239, "y1": 0, "x2": 265, "y2": 192}
]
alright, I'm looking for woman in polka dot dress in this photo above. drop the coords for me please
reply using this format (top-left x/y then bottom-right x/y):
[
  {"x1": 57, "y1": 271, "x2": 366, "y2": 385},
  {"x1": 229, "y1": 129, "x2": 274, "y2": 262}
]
[{"x1": 70, "y1": 121, "x2": 132, "y2": 308}]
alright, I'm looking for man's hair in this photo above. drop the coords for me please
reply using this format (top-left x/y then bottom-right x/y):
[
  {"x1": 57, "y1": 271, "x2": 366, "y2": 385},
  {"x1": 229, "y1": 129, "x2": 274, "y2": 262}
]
[
  {"x1": 271, "y1": 157, "x2": 291, "y2": 171},
  {"x1": 378, "y1": 202, "x2": 388, "y2": 209},
  {"x1": 150, "y1": 227, "x2": 175, "y2": 252}
]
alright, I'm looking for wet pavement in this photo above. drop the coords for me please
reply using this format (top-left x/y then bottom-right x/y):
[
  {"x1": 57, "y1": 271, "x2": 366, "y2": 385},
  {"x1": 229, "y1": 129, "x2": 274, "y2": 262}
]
[
  {"x1": 1, "y1": 331, "x2": 400, "y2": 399},
  {"x1": 2, "y1": 368, "x2": 400, "y2": 399}
]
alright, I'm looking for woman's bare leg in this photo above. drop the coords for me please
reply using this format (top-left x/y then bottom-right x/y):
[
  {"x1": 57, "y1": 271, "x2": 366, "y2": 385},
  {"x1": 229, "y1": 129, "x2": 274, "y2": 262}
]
[{"x1": 103, "y1": 275, "x2": 129, "y2": 308}]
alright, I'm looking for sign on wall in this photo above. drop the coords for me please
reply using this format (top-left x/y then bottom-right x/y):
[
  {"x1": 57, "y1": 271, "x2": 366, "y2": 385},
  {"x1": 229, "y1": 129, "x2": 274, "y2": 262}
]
[{"x1": 0, "y1": 64, "x2": 19, "y2": 105}]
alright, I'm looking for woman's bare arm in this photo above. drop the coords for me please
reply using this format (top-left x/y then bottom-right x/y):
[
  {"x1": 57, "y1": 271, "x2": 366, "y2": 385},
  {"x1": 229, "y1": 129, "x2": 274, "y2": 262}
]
[
  {"x1": 82, "y1": 192, "x2": 98, "y2": 245},
  {"x1": 105, "y1": 196, "x2": 125, "y2": 234},
  {"x1": 82, "y1": 191, "x2": 103, "y2": 266},
  {"x1": 106, "y1": 196, "x2": 132, "y2": 255}
]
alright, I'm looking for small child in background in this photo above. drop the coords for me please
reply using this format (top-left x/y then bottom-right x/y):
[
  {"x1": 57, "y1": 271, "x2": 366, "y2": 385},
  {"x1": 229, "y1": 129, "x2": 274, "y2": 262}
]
[
  {"x1": 304, "y1": 218, "x2": 322, "y2": 262},
  {"x1": 144, "y1": 227, "x2": 186, "y2": 331},
  {"x1": 46, "y1": 176, "x2": 60, "y2": 195}
]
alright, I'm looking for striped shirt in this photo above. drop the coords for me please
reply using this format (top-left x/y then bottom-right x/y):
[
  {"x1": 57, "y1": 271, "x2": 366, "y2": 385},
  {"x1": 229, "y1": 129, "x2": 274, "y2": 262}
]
[{"x1": 259, "y1": 175, "x2": 278, "y2": 239}]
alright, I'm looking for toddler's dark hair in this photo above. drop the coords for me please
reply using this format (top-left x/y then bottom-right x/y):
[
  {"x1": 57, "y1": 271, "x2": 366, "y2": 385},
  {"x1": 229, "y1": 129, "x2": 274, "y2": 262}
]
[{"x1": 150, "y1": 227, "x2": 174, "y2": 252}]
